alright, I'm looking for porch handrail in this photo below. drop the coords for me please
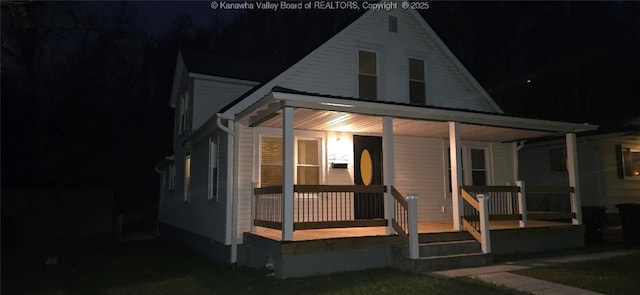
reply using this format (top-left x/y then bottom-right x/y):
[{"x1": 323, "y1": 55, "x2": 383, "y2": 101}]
[
  {"x1": 390, "y1": 186, "x2": 408, "y2": 237},
  {"x1": 390, "y1": 186, "x2": 419, "y2": 259},
  {"x1": 462, "y1": 185, "x2": 521, "y2": 221},
  {"x1": 460, "y1": 187, "x2": 491, "y2": 253}
]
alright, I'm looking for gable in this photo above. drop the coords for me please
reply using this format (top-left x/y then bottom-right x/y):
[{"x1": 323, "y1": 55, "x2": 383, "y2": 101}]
[{"x1": 221, "y1": 8, "x2": 502, "y2": 119}]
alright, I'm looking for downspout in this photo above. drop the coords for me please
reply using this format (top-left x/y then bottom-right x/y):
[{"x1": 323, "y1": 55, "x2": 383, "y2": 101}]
[
  {"x1": 516, "y1": 140, "x2": 526, "y2": 151},
  {"x1": 217, "y1": 114, "x2": 238, "y2": 265}
]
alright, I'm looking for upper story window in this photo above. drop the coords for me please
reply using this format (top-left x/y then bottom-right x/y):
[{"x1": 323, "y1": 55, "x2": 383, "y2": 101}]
[
  {"x1": 179, "y1": 93, "x2": 190, "y2": 134},
  {"x1": 358, "y1": 50, "x2": 378, "y2": 100},
  {"x1": 409, "y1": 58, "x2": 426, "y2": 105}
]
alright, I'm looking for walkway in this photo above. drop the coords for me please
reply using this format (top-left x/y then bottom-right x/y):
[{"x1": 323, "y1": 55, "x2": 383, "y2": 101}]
[{"x1": 430, "y1": 250, "x2": 638, "y2": 295}]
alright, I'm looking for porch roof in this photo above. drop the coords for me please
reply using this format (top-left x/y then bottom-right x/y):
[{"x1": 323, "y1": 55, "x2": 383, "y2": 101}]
[{"x1": 236, "y1": 88, "x2": 598, "y2": 143}]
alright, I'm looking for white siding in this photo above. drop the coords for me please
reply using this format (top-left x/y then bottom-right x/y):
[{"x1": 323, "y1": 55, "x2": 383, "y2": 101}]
[
  {"x1": 394, "y1": 136, "x2": 449, "y2": 222},
  {"x1": 235, "y1": 124, "x2": 255, "y2": 243},
  {"x1": 597, "y1": 140, "x2": 640, "y2": 212},
  {"x1": 192, "y1": 79, "x2": 256, "y2": 130},
  {"x1": 158, "y1": 131, "x2": 228, "y2": 244},
  {"x1": 491, "y1": 143, "x2": 516, "y2": 185},
  {"x1": 277, "y1": 9, "x2": 497, "y2": 112},
  {"x1": 519, "y1": 142, "x2": 569, "y2": 187}
]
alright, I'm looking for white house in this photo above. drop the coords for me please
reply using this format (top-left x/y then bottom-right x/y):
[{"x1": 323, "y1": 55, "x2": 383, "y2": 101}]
[{"x1": 157, "y1": 6, "x2": 598, "y2": 278}]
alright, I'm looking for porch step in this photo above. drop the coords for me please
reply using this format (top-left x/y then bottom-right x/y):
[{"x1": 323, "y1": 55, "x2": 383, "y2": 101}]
[
  {"x1": 397, "y1": 252, "x2": 493, "y2": 272},
  {"x1": 392, "y1": 235, "x2": 492, "y2": 272},
  {"x1": 418, "y1": 231, "x2": 474, "y2": 243},
  {"x1": 420, "y1": 240, "x2": 481, "y2": 257}
]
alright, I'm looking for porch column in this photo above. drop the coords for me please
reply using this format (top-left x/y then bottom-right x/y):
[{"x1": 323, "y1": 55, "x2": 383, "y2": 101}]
[
  {"x1": 282, "y1": 107, "x2": 295, "y2": 241},
  {"x1": 383, "y1": 116, "x2": 395, "y2": 235},
  {"x1": 449, "y1": 121, "x2": 463, "y2": 231},
  {"x1": 566, "y1": 133, "x2": 582, "y2": 225}
]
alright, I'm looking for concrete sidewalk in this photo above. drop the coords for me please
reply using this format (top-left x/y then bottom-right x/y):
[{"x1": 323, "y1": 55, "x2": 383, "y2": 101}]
[{"x1": 430, "y1": 249, "x2": 639, "y2": 295}]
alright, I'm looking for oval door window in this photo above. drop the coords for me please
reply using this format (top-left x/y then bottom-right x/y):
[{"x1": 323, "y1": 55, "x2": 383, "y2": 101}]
[{"x1": 360, "y1": 149, "x2": 373, "y2": 185}]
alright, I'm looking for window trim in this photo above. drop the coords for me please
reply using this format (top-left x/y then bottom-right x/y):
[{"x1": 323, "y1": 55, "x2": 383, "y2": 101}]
[
  {"x1": 446, "y1": 144, "x2": 491, "y2": 193},
  {"x1": 408, "y1": 57, "x2": 426, "y2": 105},
  {"x1": 357, "y1": 48, "x2": 381, "y2": 101},
  {"x1": 259, "y1": 136, "x2": 284, "y2": 187},
  {"x1": 257, "y1": 132, "x2": 326, "y2": 187},
  {"x1": 295, "y1": 137, "x2": 322, "y2": 185}
]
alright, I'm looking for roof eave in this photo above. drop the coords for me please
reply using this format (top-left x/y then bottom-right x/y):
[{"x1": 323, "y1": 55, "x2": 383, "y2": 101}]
[{"x1": 257, "y1": 91, "x2": 598, "y2": 134}]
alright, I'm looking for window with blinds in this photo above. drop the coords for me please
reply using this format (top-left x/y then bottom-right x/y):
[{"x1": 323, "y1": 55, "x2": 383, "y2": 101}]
[
  {"x1": 259, "y1": 137, "x2": 321, "y2": 186},
  {"x1": 260, "y1": 137, "x2": 283, "y2": 187},
  {"x1": 297, "y1": 139, "x2": 320, "y2": 185}
]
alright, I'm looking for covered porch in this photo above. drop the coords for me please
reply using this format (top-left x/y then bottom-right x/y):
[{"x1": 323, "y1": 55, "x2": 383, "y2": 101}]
[{"x1": 237, "y1": 88, "x2": 598, "y2": 254}]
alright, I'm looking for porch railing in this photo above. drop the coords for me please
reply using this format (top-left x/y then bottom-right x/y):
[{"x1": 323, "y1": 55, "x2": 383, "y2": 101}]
[
  {"x1": 460, "y1": 187, "x2": 491, "y2": 253},
  {"x1": 254, "y1": 185, "x2": 387, "y2": 230},
  {"x1": 461, "y1": 184, "x2": 575, "y2": 226},
  {"x1": 462, "y1": 186, "x2": 520, "y2": 221},
  {"x1": 391, "y1": 186, "x2": 409, "y2": 237},
  {"x1": 526, "y1": 186, "x2": 574, "y2": 221}
]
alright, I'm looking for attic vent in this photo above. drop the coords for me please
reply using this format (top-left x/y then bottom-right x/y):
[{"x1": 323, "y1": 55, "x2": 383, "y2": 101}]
[{"x1": 388, "y1": 16, "x2": 398, "y2": 33}]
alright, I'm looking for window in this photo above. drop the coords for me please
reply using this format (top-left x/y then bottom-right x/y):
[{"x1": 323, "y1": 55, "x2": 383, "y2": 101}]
[
  {"x1": 184, "y1": 154, "x2": 191, "y2": 202},
  {"x1": 259, "y1": 137, "x2": 321, "y2": 186},
  {"x1": 409, "y1": 58, "x2": 425, "y2": 105},
  {"x1": 447, "y1": 147, "x2": 488, "y2": 191},
  {"x1": 358, "y1": 50, "x2": 377, "y2": 100},
  {"x1": 260, "y1": 137, "x2": 283, "y2": 187},
  {"x1": 617, "y1": 145, "x2": 640, "y2": 179},
  {"x1": 297, "y1": 139, "x2": 320, "y2": 185},
  {"x1": 208, "y1": 137, "x2": 218, "y2": 200},
  {"x1": 179, "y1": 93, "x2": 190, "y2": 133},
  {"x1": 470, "y1": 149, "x2": 487, "y2": 185}
]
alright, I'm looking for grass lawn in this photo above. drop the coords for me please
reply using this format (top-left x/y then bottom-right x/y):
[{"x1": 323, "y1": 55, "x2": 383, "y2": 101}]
[
  {"x1": 1, "y1": 238, "x2": 527, "y2": 295},
  {"x1": 513, "y1": 252, "x2": 640, "y2": 295}
]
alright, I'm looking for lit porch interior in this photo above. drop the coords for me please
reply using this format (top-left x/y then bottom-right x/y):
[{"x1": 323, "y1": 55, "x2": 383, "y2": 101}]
[{"x1": 239, "y1": 88, "x2": 597, "y2": 242}]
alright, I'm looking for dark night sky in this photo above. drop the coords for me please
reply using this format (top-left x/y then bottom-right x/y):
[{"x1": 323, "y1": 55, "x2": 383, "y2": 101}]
[
  {"x1": 130, "y1": 0, "x2": 639, "y2": 123},
  {"x1": 2, "y1": 1, "x2": 639, "y2": 207}
]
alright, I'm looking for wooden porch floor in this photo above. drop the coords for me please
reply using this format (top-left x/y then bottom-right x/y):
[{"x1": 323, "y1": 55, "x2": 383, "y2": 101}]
[{"x1": 251, "y1": 220, "x2": 571, "y2": 241}]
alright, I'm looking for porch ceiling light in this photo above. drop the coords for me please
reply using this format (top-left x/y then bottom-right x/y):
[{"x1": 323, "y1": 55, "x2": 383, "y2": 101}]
[{"x1": 320, "y1": 102, "x2": 354, "y2": 108}]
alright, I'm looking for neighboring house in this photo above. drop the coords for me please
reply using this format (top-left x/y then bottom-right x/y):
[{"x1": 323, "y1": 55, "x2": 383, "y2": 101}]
[
  {"x1": 157, "y1": 6, "x2": 598, "y2": 278},
  {"x1": 519, "y1": 117, "x2": 640, "y2": 223}
]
